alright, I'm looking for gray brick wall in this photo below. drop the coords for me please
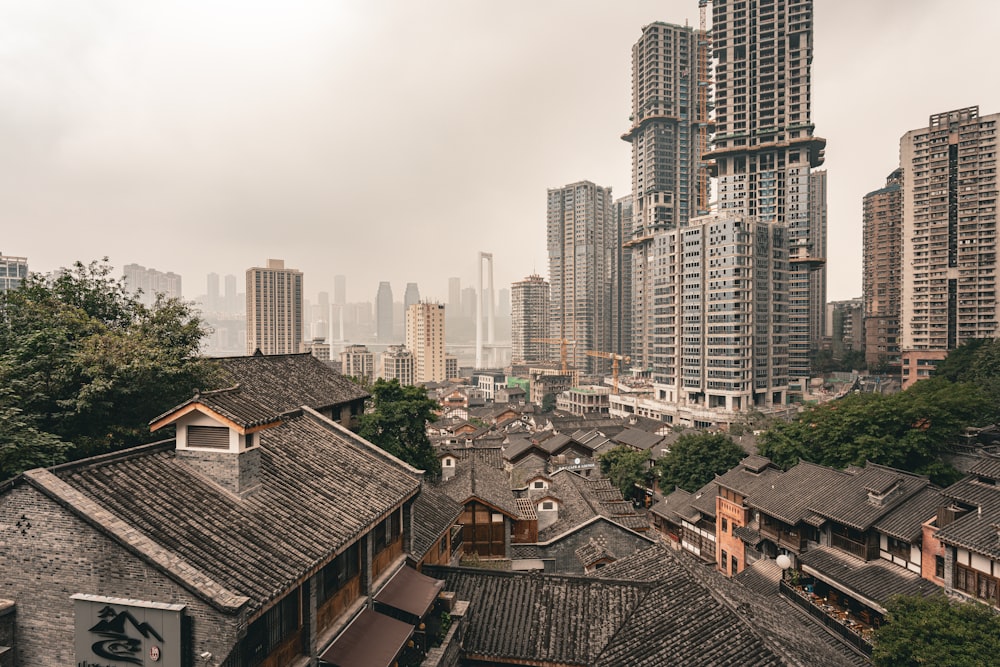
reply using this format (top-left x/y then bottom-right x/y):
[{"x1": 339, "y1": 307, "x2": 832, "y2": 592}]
[
  {"x1": 0, "y1": 483, "x2": 244, "y2": 667},
  {"x1": 177, "y1": 448, "x2": 261, "y2": 497}
]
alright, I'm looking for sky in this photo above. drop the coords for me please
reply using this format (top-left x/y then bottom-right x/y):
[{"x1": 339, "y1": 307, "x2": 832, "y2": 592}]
[{"x1": 3, "y1": 0, "x2": 999, "y2": 305}]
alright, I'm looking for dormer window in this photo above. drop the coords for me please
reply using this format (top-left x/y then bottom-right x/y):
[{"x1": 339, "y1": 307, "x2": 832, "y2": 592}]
[
  {"x1": 532, "y1": 481, "x2": 546, "y2": 489},
  {"x1": 443, "y1": 457, "x2": 455, "y2": 468},
  {"x1": 187, "y1": 425, "x2": 230, "y2": 450},
  {"x1": 541, "y1": 501, "x2": 555, "y2": 511}
]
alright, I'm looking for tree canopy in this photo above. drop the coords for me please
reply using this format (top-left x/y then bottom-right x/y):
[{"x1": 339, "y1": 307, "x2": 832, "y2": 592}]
[
  {"x1": 654, "y1": 432, "x2": 747, "y2": 493},
  {"x1": 598, "y1": 445, "x2": 650, "y2": 503},
  {"x1": 757, "y1": 376, "x2": 986, "y2": 485},
  {"x1": 0, "y1": 259, "x2": 213, "y2": 478},
  {"x1": 873, "y1": 594, "x2": 1000, "y2": 667},
  {"x1": 358, "y1": 379, "x2": 441, "y2": 479}
]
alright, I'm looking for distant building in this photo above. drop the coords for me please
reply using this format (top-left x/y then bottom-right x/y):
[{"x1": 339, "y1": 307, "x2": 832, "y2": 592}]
[
  {"x1": 376, "y1": 281, "x2": 394, "y2": 342},
  {"x1": 511, "y1": 274, "x2": 549, "y2": 364},
  {"x1": 341, "y1": 344, "x2": 376, "y2": 384},
  {"x1": 333, "y1": 274, "x2": 346, "y2": 305},
  {"x1": 381, "y1": 344, "x2": 414, "y2": 386},
  {"x1": 0, "y1": 253, "x2": 27, "y2": 292},
  {"x1": 406, "y1": 302, "x2": 446, "y2": 384},
  {"x1": 246, "y1": 258, "x2": 303, "y2": 355},
  {"x1": 446, "y1": 354, "x2": 459, "y2": 381},
  {"x1": 547, "y1": 180, "x2": 614, "y2": 374},
  {"x1": 863, "y1": 169, "x2": 903, "y2": 370},
  {"x1": 303, "y1": 337, "x2": 331, "y2": 361},
  {"x1": 612, "y1": 196, "x2": 633, "y2": 360},
  {"x1": 123, "y1": 263, "x2": 182, "y2": 306},
  {"x1": 556, "y1": 385, "x2": 611, "y2": 416},
  {"x1": 826, "y1": 298, "x2": 864, "y2": 359},
  {"x1": 448, "y1": 277, "x2": 461, "y2": 310},
  {"x1": 900, "y1": 106, "x2": 1000, "y2": 387},
  {"x1": 403, "y1": 282, "x2": 420, "y2": 340}
]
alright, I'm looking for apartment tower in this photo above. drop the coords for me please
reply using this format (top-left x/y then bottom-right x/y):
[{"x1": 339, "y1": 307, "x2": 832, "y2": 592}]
[
  {"x1": 123, "y1": 263, "x2": 182, "y2": 307},
  {"x1": 612, "y1": 196, "x2": 634, "y2": 360},
  {"x1": 623, "y1": 22, "x2": 712, "y2": 372},
  {"x1": 246, "y1": 259, "x2": 303, "y2": 355},
  {"x1": 380, "y1": 345, "x2": 414, "y2": 386},
  {"x1": 341, "y1": 344, "x2": 376, "y2": 384},
  {"x1": 900, "y1": 106, "x2": 1000, "y2": 387},
  {"x1": 0, "y1": 253, "x2": 27, "y2": 292},
  {"x1": 511, "y1": 274, "x2": 550, "y2": 364},
  {"x1": 547, "y1": 180, "x2": 614, "y2": 375},
  {"x1": 863, "y1": 168, "x2": 903, "y2": 370},
  {"x1": 706, "y1": 0, "x2": 826, "y2": 378},
  {"x1": 406, "y1": 302, "x2": 446, "y2": 384},
  {"x1": 376, "y1": 281, "x2": 394, "y2": 342}
]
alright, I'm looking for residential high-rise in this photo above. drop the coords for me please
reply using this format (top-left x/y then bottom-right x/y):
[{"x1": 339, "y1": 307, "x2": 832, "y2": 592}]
[
  {"x1": 206, "y1": 273, "x2": 220, "y2": 311},
  {"x1": 809, "y1": 170, "x2": 828, "y2": 351},
  {"x1": 224, "y1": 274, "x2": 239, "y2": 312},
  {"x1": 900, "y1": 106, "x2": 1000, "y2": 387},
  {"x1": 612, "y1": 196, "x2": 634, "y2": 360},
  {"x1": 123, "y1": 263, "x2": 182, "y2": 306},
  {"x1": 547, "y1": 180, "x2": 614, "y2": 374},
  {"x1": 333, "y1": 275, "x2": 346, "y2": 305},
  {"x1": 341, "y1": 344, "x2": 375, "y2": 384},
  {"x1": 246, "y1": 259, "x2": 303, "y2": 355},
  {"x1": 623, "y1": 22, "x2": 712, "y2": 372},
  {"x1": 406, "y1": 302, "x2": 446, "y2": 384},
  {"x1": 511, "y1": 274, "x2": 550, "y2": 364},
  {"x1": 403, "y1": 282, "x2": 420, "y2": 341},
  {"x1": 380, "y1": 345, "x2": 414, "y2": 386},
  {"x1": 376, "y1": 281, "x2": 394, "y2": 342},
  {"x1": 0, "y1": 253, "x2": 28, "y2": 292},
  {"x1": 448, "y1": 277, "x2": 461, "y2": 311},
  {"x1": 707, "y1": 0, "x2": 826, "y2": 378},
  {"x1": 863, "y1": 169, "x2": 903, "y2": 370}
]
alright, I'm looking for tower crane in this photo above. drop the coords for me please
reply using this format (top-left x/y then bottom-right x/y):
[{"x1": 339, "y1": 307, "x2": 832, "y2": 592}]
[
  {"x1": 585, "y1": 351, "x2": 631, "y2": 394},
  {"x1": 531, "y1": 338, "x2": 577, "y2": 374}
]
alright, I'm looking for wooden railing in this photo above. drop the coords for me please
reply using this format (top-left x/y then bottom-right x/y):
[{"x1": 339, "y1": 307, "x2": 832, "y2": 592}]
[
  {"x1": 780, "y1": 580, "x2": 873, "y2": 658},
  {"x1": 831, "y1": 533, "x2": 879, "y2": 561}
]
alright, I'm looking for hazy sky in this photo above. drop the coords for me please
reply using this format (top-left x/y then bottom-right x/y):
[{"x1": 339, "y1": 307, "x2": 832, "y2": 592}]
[{"x1": 3, "y1": 0, "x2": 999, "y2": 305}]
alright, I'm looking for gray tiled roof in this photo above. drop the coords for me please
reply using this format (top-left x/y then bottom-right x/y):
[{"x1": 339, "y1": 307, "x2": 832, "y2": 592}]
[
  {"x1": 809, "y1": 464, "x2": 930, "y2": 531},
  {"x1": 715, "y1": 457, "x2": 783, "y2": 497},
  {"x1": 612, "y1": 427, "x2": 664, "y2": 451},
  {"x1": 874, "y1": 485, "x2": 942, "y2": 542},
  {"x1": 799, "y1": 546, "x2": 940, "y2": 611},
  {"x1": 969, "y1": 454, "x2": 1000, "y2": 481},
  {"x1": 411, "y1": 484, "x2": 463, "y2": 560},
  {"x1": 150, "y1": 385, "x2": 283, "y2": 429},
  {"x1": 734, "y1": 558, "x2": 782, "y2": 596},
  {"x1": 935, "y1": 483, "x2": 1000, "y2": 559},
  {"x1": 439, "y1": 454, "x2": 519, "y2": 517},
  {"x1": 649, "y1": 488, "x2": 694, "y2": 523},
  {"x1": 213, "y1": 353, "x2": 369, "y2": 412},
  {"x1": 748, "y1": 461, "x2": 849, "y2": 525},
  {"x1": 36, "y1": 409, "x2": 420, "y2": 615}
]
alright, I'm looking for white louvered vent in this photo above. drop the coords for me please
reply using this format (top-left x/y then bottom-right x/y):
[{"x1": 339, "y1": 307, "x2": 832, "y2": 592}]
[{"x1": 187, "y1": 425, "x2": 230, "y2": 450}]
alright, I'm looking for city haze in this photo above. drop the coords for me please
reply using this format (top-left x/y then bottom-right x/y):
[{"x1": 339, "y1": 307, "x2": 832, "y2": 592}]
[{"x1": 3, "y1": 0, "x2": 999, "y2": 302}]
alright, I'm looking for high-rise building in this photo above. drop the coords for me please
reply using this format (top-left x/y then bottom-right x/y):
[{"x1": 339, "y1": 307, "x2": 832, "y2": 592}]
[
  {"x1": 809, "y1": 170, "x2": 828, "y2": 350},
  {"x1": 123, "y1": 263, "x2": 182, "y2": 306},
  {"x1": 547, "y1": 180, "x2": 614, "y2": 374},
  {"x1": 403, "y1": 282, "x2": 420, "y2": 340},
  {"x1": 333, "y1": 275, "x2": 346, "y2": 305},
  {"x1": 863, "y1": 168, "x2": 903, "y2": 370},
  {"x1": 0, "y1": 253, "x2": 28, "y2": 292},
  {"x1": 406, "y1": 302, "x2": 446, "y2": 384},
  {"x1": 376, "y1": 281, "x2": 394, "y2": 342},
  {"x1": 448, "y1": 277, "x2": 461, "y2": 311},
  {"x1": 707, "y1": 0, "x2": 826, "y2": 378},
  {"x1": 900, "y1": 106, "x2": 1000, "y2": 387},
  {"x1": 612, "y1": 195, "x2": 634, "y2": 360},
  {"x1": 381, "y1": 345, "x2": 414, "y2": 386},
  {"x1": 206, "y1": 273, "x2": 220, "y2": 311},
  {"x1": 497, "y1": 288, "x2": 510, "y2": 317},
  {"x1": 246, "y1": 259, "x2": 303, "y2": 355},
  {"x1": 623, "y1": 22, "x2": 711, "y2": 371},
  {"x1": 224, "y1": 274, "x2": 239, "y2": 313},
  {"x1": 341, "y1": 344, "x2": 375, "y2": 384},
  {"x1": 511, "y1": 274, "x2": 549, "y2": 364}
]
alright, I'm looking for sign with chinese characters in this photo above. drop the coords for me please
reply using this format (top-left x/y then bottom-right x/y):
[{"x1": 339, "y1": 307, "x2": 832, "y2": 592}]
[{"x1": 72, "y1": 594, "x2": 185, "y2": 667}]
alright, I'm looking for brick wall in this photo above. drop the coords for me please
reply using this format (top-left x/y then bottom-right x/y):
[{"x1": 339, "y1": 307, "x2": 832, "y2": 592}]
[
  {"x1": 0, "y1": 483, "x2": 243, "y2": 667},
  {"x1": 177, "y1": 448, "x2": 261, "y2": 497}
]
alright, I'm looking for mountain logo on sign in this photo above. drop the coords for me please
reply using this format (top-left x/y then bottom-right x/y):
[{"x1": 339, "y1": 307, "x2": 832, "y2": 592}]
[{"x1": 88, "y1": 605, "x2": 164, "y2": 665}]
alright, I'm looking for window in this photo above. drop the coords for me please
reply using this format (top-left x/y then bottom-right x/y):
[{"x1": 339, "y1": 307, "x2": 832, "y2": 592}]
[
  {"x1": 443, "y1": 458, "x2": 454, "y2": 467},
  {"x1": 721, "y1": 549, "x2": 729, "y2": 574},
  {"x1": 721, "y1": 518, "x2": 729, "y2": 534},
  {"x1": 373, "y1": 511, "x2": 401, "y2": 552},
  {"x1": 956, "y1": 563, "x2": 1000, "y2": 605},
  {"x1": 239, "y1": 589, "x2": 301, "y2": 666},
  {"x1": 935, "y1": 555, "x2": 945, "y2": 579},
  {"x1": 541, "y1": 501, "x2": 554, "y2": 511},
  {"x1": 320, "y1": 542, "x2": 360, "y2": 602},
  {"x1": 533, "y1": 481, "x2": 545, "y2": 489},
  {"x1": 887, "y1": 536, "x2": 910, "y2": 560},
  {"x1": 187, "y1": 425, "x2": 230, "y2": 450}
]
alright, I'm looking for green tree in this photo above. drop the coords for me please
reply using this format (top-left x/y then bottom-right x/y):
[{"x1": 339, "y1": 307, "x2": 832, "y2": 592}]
[
  {"x1": 873, "y1": 594, "x2": 1000, "y2": 667},
  {"x1": 0, "y1": 259, "x2": 214, "y2": 471},
  {"x1": 653, "y1": 433, "x2": 746, "y2": 493},
  {"x1": 359, "y1": 379, "x2": 441, "y2": 478},
  {"x1": 598, "y1": 445, "x2": 651, "y2": 503},
  {"x1": 0, "y1": 388, "x2": 70, "y2": 479},
  {"x1": 757, "y1": 377, "x2": 984, "y2": 485}
]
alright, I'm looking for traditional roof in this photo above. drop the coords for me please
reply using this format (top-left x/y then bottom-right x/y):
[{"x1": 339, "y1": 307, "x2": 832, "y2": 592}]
[
  {"x1": 439, "y1": 454, "x2": 519, "y2": 517},
  {"x1": 535, "y1": 471, "x2": 649, "y2": 541},
  {"x1": 734, "y1": 558, "x2": 782, "y2": 596},
  {"x1": 575, "y1": 537, "x2": 615, "y2": 567},
  {"x1": 410, "y1": 484, "x2": 463, "y2": 560},
  {"x1": 714, "y1": 456, "x2": 782, "y2": 497},
  {"x1": 969, "y1": 455, "x2": 1000, "y2": 482},
  {"x1": 649, "y1": 487, "x2": 694, "y2": 523},
  {"x1": 935, "y1": 481, "x2": 1000, "y2": 559},
  {"x1": 149, "y1": 385, "x2": 283, "y2": 433},
  {"x1": 874, "y1": 485, "x2": 942, "y2": 542},
  {"x1": 29, "y1": 408, "x2": 420, "y2": 616},
  {"x1": 212, "y1": 352, "x2": 369, "y2": 412},
  {"x1": 799, "y1": 546, "x2": 940, "y2": 612},
  {"x1": 748, "y1": 461, "x2": 849, "y2": 526},
  {"x1": 808, "y1": 464, "x2": 930, "y2": 531},
  {"x1": 612, "y1": 427, "x2": 663, "y2": 451}
]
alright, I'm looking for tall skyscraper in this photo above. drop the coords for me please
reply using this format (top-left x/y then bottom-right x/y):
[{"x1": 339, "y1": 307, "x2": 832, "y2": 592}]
[
  {"x1": 0, "y1": 253, "x2": 28, "y2": 292},
  {"x1": 123, "y1": 264, "x2": 183, "y2": 307},
  {"x1": 706, "y1": 0, "x2": 826, "y2": 377},
  {"x1": 900, "y1": 106, "x2": 999, "y2": 387},
  {"x1": 376, "y1": 281, "x2": 394, "y2": 342},
  {"x1": 547, "y1": 180, "x2": 614, "y2": 374},
  {"x1": 246, "y1": 259, "x2": 303, "y2": 355},
  {"x1": 623, "y1": 21, "x2": 711, "y2": 371},
  {"x1": 863, "y1": 169, "x2": 903, "y2": 370},
  {"x1": 224, "y1": 274, "x2": 239, "y2": 312},
  {"x1": 333, "y1": 275, "x2": 346, "y2": 306},
  {"x1": 405, "y1": 302, "x2": 446, "y2": 384},
  {"x1": 206, "y1": 273, "x2": 220, "y2": 311},
  {"x1": 448, "y1": 277, "x2": 461, "y2": 311},
  {"x1": 511, "y1": 274, "x2": 550, "y2": 364},
  {"x1": 612, "y1": 195, "x2": 634, "y2": 361},
  {"x1": 403, "y1": 282, "x2": 420, "y2": 340}
]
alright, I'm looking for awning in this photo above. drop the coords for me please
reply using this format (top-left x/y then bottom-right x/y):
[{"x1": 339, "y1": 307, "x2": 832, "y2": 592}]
[
  {"x1": 374, "y1": 566, "x2": 445, "y2": 619},
  {"x1": 319, "y1": 609, "x2": 412, "y2": 667}
]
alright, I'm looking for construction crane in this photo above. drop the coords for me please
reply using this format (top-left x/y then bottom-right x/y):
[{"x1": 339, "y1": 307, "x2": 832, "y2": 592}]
[
  {"x1": 586, "y1": 351, "x2": 631, "y2": 394},
  {"x1": 531, "y1": 338, "x2": 577, "y2": 374}
]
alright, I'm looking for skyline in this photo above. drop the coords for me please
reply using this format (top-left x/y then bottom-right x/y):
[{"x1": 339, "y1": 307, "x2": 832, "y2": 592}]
[{"x1": 4, "y1": 1, "x2": 1000, "y2": 304}]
